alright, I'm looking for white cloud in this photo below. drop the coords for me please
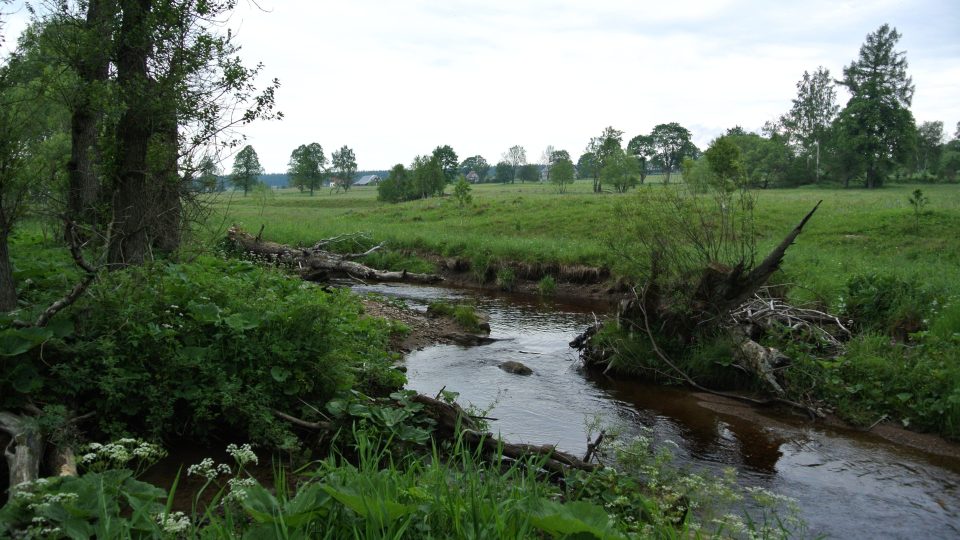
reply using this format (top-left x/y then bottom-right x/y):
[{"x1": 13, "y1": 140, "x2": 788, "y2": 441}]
[{"x1": 4, "y1": 0, "x2": 959, "y2": 170}]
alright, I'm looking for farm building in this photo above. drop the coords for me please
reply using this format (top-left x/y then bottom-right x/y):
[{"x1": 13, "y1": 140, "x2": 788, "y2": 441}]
[{"x1": 354, "y1": 174, "x2": 381, "y2": 186}]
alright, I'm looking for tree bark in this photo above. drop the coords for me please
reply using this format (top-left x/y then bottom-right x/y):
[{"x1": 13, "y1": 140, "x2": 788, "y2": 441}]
[
  {"x1": 0, "y1": 229, "x2": 16, "y2": 311},
  {"x1": 67, "y1": 0, "x2": 113, "y2": 228},
  {"x1": 108, "y1": 0, "x2": 154, "y2": 267},
  {"x1": 150, "y1": 110, "x2": 182, "y2": 254}
]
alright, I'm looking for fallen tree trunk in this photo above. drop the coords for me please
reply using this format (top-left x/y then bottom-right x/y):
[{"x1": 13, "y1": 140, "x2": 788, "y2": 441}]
[
  {"x1": 408, "y1": 394, "x2": 597, "y2": 473},
  {"x1": 227, "y1": 227, "x2": 443, "y2": 284}
]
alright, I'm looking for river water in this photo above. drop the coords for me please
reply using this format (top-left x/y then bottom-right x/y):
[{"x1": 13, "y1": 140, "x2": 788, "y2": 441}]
[{"x1": 353, "y1": 282, "x2": 960, "y2": 539}]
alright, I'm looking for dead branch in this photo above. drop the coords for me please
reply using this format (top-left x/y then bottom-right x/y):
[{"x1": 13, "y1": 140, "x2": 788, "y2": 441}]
[
  {"x1": 635, "y1": 285, "x2": 823, "y2": 419},
  {"x1": 729, "y1": 289, "x2": 850, "y2": 355},
  {"x1": 227, "y1": 226, "x2": 442, "y2": 285},
  {"x1": 583, "y1": 430, "x2": 606, "y2": 464},
  {"x1": 342, "y1": 242, "x2": 385, "y2": 260},
  {"x1": 272, "y1": 409, "x2": 333, "y2": 431},
  {"x1": 33, "y1": 221, "x2": 99, "y2": 328},
  {"x1": 12, "y1": 220, "x2": 99, "y2": 329},
  {"x1": 714, "y1": 201, "x2": 821, "y2": 314}
]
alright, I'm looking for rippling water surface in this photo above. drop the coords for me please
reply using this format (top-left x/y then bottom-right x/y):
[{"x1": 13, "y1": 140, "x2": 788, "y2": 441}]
[{"x1": 353, "y1": 283, "x2": 960, "y2": 539}]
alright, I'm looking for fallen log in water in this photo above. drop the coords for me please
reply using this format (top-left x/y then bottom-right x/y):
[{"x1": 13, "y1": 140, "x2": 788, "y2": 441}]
[{"x1": 227, "y1": 226, "x2": 443, "y2": 285}]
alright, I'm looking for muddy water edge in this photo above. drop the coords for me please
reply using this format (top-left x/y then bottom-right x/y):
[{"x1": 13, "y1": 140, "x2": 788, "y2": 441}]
[{"x1": 351, "y1": 282, "x2": 960, "y2": 540}]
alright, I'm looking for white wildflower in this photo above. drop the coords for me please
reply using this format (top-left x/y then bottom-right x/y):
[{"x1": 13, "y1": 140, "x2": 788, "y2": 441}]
[
  {"x1": 226, "y1": 443, "x2": 259, "y2": 466},
  {"x1": 224, "y1": 477, "x2": 258, "y2": 503},
  {"x1": 156, "y1": 511, "x2": 191, "y2": 534},
  {"x1": 187, "y1": 457, "x2": 231, "y2": 479},
  {"x1": 46, "y1": 492, "x2": 79, "y2": 504}
]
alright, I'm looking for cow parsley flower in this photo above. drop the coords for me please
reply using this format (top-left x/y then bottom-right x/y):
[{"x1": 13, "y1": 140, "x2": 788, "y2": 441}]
[
  {"x1": 187, "y1": 458, "x2": 231, "y2": 480},
  {"x1": 226, "y1": 443, "x2": 259, "y2": 466},
  {"x1": 156, "y1": 511, "x2": 191, "y2": 534}
]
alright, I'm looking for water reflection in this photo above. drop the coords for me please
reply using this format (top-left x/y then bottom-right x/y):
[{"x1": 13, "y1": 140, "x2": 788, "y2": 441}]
[{"x1": 353, "y1": 282, "x2": 960, "y2": 538}]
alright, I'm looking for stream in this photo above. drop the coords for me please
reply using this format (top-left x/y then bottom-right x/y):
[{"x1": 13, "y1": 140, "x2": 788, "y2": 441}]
[{"x1": 353, "y1": 282, "x2": 960, "y2": 539}]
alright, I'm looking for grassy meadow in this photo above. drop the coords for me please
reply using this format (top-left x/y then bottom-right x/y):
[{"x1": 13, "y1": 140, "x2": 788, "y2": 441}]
[
  {"x1": 211, "y1": 179, "x2": 960, "y2": 308},
  {"x1": 210, "y1": 179, "x2": 960, "y2": 438}
]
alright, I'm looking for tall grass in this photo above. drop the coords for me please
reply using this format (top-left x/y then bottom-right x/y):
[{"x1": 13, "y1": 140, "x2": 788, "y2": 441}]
[
  {"x1": 211, "y1": 182, "x2": 960, "y2": 306},
  {"x1": 1, "y1": 428, "x2": 807, "y2": 539}
]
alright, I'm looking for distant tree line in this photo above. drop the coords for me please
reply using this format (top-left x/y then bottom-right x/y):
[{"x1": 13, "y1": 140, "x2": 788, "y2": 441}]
[
  {"x1": 691, "y1": 24, "x2": 959, "y2": 189},
  {"x1": 236, "y1": 24, "x2": 956, "y2": 207}
]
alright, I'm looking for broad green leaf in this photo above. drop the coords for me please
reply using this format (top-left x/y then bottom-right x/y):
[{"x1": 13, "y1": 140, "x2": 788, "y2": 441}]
[
  {"x1": 373, "y1": 406, "x2": 411, "y2": 428},
  {"x1": 187, "y1": 301, "x2": 221, "y2": 324},
  {"x1": 530, "y1": 500, "x2": 625, "y2": 540},
  {"x1": 270, "y1": 366, "x2": 290, "y2": 382},
  {"x1": 326, "y1": 399, "x2": 348, "y2": 417},
  {"x1": 322, "y1": 485, "x2": 414, "y2": 526},
  {"x1": 225, "y1": 312, "x2": 260, "y2": 331},
  {"x1": 396, "y1": 424, "x2": 431, "y2": 444},
  {"x1": 282, "y1": 482, "x2": 332, "y2": 526},
  {"x1": 10, "y1": 362, "x2": 42, "y2": 393},
  {"x1": 347, "y1": 403, "x2": 372, "y2": 419},
  {"x1": 242, "y1": 484, "x2": 281, "y2": 523},
  {"x1": 47, "y1": 317, "x2": 75, "y2": 339},
  {"x1": 0, "y1": 327, "x2": 53, "y2": 356}
]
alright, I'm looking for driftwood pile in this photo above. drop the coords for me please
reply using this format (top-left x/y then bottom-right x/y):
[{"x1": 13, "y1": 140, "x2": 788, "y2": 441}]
[{"x1": 573, "y1": 202, "x2": 839, "y2": 417}]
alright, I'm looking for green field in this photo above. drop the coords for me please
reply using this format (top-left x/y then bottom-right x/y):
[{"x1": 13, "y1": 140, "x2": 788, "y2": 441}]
[{"x1": 213, "y1": 180, "x2": 960, "y2": 307}]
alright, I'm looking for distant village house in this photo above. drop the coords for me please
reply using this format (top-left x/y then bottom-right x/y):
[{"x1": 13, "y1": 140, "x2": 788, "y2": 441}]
[{"x1": 354, "y1": 174, "x2": 381, "y2": 186}]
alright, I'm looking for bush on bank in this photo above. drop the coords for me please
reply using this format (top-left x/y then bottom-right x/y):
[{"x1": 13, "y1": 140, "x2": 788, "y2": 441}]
[{"x1": 1, "y1": 253, "x2": 405, "y2": 449}]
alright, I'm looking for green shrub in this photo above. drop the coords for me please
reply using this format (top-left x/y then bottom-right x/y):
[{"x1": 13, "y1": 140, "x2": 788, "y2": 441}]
[
  {"x1": 495, "y1": 266, "x2": 516, "y2": 291},
  {"x1": 427, "y1": 301, "x2": 483, "y2": 333},
  {"x1": 470, "y1": 252, "x2": 492, "y2": 284},
  {"x1": 537, "y1": 275, "x2": 556, "y2": 296},
  {"x1": 929, "y1": 299, "x2": 960, "y2": 342},
  {"x1": 7, "y1": 256, "x2": 403, "y2": 448},
  {"x1": 841, "y1": 273, "x2": 935, "y2": 336},
  {"x1": 818, "y1": 333, "x2": 960, "y2": 438}
]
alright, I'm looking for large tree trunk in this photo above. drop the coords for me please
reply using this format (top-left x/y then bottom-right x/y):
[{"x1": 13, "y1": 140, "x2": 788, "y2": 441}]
[
  {"x1": 67, "y1": 0, "x2": 113, "y2": 228},
  {"x1": 108, "y1": 0, "x2": 154, "y2": 267},
  {"x1": 150, "y1": 110, "x2": 182, "y2": 254},
  {"x1": 0, "y1": 229, "x2": 16, "y2": 311}
]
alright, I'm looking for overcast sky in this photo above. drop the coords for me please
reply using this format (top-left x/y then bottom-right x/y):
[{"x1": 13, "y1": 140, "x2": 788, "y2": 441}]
[{"x1": 3, "y1": 0, "x2": 959, "y2": 172}]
